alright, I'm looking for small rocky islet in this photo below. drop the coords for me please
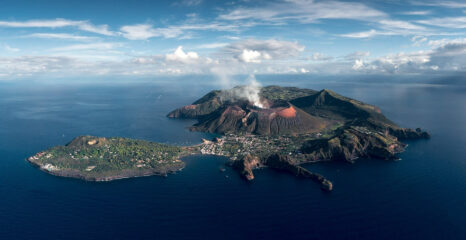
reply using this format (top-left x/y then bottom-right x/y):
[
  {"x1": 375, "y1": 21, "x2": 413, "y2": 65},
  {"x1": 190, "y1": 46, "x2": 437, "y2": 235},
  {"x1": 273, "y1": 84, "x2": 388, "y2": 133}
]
[{"x1": 28, "y1": 85, "x2": 429, "y2": 191}]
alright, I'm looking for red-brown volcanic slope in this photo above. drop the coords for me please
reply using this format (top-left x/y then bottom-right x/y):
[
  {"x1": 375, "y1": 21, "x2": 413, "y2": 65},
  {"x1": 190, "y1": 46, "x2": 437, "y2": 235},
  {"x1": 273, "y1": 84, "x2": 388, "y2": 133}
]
[{"x1": 277, "y1": 106, "x2": 297, "y2": 118}]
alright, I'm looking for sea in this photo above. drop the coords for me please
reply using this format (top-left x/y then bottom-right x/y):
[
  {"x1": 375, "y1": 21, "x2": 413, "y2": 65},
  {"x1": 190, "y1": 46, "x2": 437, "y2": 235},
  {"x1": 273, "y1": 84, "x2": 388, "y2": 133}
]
[{"x1": 0, "y1": 75, "x2": 465, "y2": 240}]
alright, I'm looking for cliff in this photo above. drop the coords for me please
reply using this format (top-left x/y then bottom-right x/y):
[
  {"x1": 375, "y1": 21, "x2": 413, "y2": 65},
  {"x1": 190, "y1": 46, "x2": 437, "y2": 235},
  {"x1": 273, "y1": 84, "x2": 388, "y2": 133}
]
[{"x1": 232, "y1": 153, "x2": 333, "y2": 191}]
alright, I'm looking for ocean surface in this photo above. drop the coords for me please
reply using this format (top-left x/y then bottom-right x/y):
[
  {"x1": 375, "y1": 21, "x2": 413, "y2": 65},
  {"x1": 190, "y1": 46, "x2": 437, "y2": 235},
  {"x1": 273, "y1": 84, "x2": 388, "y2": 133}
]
[{"x1": 0, "y1": 76, "x2": 465, "y2": 240}]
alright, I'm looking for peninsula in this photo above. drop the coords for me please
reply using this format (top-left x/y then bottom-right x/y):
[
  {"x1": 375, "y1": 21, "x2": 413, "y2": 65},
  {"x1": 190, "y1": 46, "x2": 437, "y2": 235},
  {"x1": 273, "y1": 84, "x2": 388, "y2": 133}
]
[{"x1": 28, "y1": 85, "x2": 429, "y2": 190}]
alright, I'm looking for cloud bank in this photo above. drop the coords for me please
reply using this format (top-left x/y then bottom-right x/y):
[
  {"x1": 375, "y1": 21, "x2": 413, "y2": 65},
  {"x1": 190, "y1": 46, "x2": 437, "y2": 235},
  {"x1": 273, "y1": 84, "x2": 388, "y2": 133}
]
[{"x1": 0, "y1": 0, "x2": 465, "y2": 79}]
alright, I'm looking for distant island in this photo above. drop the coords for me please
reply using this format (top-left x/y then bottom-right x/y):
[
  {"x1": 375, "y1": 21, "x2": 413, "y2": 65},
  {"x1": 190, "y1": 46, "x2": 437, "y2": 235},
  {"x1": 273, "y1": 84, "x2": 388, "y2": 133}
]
[{"x1": 28, "y1": 85, "x2": 429, "y2": 191}]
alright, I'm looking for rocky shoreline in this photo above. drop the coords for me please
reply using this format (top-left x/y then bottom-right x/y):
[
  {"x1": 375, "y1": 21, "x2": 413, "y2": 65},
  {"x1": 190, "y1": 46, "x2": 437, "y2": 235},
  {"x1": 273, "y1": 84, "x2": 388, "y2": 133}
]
[{"x1": 232, "y1": 153, "x2": 333, "y2": 191}]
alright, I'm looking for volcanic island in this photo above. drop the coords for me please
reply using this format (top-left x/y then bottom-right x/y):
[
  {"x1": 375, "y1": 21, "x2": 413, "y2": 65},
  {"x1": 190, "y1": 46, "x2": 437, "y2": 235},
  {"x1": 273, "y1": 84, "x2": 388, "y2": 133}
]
[{"x1": 27, "y1": 85, "x2": 429, "y2": 191}]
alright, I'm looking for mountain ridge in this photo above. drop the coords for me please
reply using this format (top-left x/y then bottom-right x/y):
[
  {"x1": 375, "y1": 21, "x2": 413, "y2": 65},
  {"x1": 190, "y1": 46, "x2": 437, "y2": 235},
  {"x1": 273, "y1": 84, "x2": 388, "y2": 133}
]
[{"x1": 168, "y1": 85, "x2": 413, "y2": 136}]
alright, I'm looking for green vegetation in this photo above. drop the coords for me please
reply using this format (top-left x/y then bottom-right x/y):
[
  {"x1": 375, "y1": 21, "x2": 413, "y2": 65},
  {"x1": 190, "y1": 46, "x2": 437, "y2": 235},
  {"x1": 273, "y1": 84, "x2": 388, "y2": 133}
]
[
  {"x1": 28, "y1": 136, "x2": 189, "y2": 180},
  {"x1": 259, "y1": 85, "x2": 317, "y2": 102}
]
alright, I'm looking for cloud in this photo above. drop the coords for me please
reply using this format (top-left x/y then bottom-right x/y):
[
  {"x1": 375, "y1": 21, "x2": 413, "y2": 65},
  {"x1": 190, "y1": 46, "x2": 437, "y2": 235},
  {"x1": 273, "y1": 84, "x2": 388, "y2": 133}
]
[
  {"x1": 339, "y1": 16, "x2": 461, "y2": 39},
  {"x1": 348, "y1": 52, "x2": 371, "y2": 70},
  {"x1": 311, "y1": 52, "x2": 333, "y2": 61},
  {"x1": 0, "y1": 54, "x2": 207, "y2": 78},
  {"x1": 428, "y1": 42, "x2": 466, "y2": 70},
  {"x1": 0, "y1": 39, "x2": 311, "y2": 78},
  {"x1": 428, "y1": 37, "x2": 466, "y2": 47},
  {"x1": 131, "y1": 39, "x2": 308, "y2": 76},
  {"x1": 222, "y1": 39, "x2": 305, "y2": 63},
  {"x1": 300, "y1": 68, "x2": 309, "y2": 73},
  {"x1": 120, "y1": 22, "x2": 238, "y2": 40},
  {"x1": 2, "y1": 42, "x2": 465, "y2": 79},
  {"x1": 411, "y1": 36, "x2": 428, "y2": 46},
  {"x1": 340, "y1": 29, "x2": 380, "y2": 38},
  {"x1": 173, "y1": 0, "x2": 203, "y2": 6},
  {"x1": 344, "y1": 51, "x2": 370, "y2": 60},
  {"x1": 238, "y1": 49, "x2": 263, "y2": 63},
  {"x1": 0, "y1": 19, "x2": 81, "y2": 28},
  {"x1": 0, "y1": 19, "x2": 115, "y2": 36},
  {"x1": 411, "y1": 1, "x2": 466, "y2": 8},
  {"x1": 26, "y1": 33, "x2": 96, "y2": 41},
  {"x1": 417, "y1": 17, "x2": 466, "y2": 29},
  {"x1": 73, "y1": 23, "x2": 114, "y2": 36},
  {"x1": 50, "y1": 43, "x2": 121, "y2": 52},
  {"x1": 165, "y1": 46, "x2": 199, "y2": 63},
  {"x1": 352, "y1": 59, "x2": 365, "y2": 70},
  {"x1": 219, "y1": 0, "x2": 386, "y2": 23},
  {"x1": 196, "y1": 43, "x2": 229, "y2": 49},
  {"x1": 120, "y1": 24, "x2": 161, "y2": 40},
  {"x1": 119, "y1": 24, "x2": 207, "y2": 40},
  {"x1": 127, "y1": 41, "x2": 466, "y2": 75},
  {"x1": 379, "y1": 20, "x2": 425, "y2": 31},
  {"x1": 350, "y1": 41, "x2": 466, "y2": 74},
  {"x1": 400, "y1": 11, "x2": 431, "y2": 15},
  {"x1": 341, "y1": 18, "x2": 429, "y2": 39},
  {"x1": 352, "y1": 51, "x2": 430, "y2": 73},
  {"x1": 3, "y1": 44, "x2": 20, "y2": 52},
  {"x1": 0, "y1": 56, "x2": 85, "y2": 77},
  {"x1": 44, "y1": 43, "x2": 125, "y2": 61}
]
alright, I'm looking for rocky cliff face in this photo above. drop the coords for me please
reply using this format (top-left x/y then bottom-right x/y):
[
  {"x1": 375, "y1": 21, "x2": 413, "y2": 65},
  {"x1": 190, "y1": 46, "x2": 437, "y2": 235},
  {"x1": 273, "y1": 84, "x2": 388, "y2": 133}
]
[
  {"x1": 232, "y1": 153, "x2": 333, "y2": 191},
  {"x1": 232, "y1": 154, "x2": 262, "y2": 180},
  {"x1": 301, "y1": 126, "x2": 406, "y2": 162},
  {"x1": 264, "y1": 154, "x2": 333, "y2": 191},
  {"x1": 389, "y1": 127, "x2": 430, "y2": 140}
]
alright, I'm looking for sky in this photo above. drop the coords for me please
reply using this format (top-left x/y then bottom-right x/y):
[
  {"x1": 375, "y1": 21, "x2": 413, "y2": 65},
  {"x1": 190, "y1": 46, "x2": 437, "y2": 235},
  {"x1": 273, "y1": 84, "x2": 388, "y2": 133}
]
[{"x1": 0, "y1": 0, "x2": 465, "y2": 80}]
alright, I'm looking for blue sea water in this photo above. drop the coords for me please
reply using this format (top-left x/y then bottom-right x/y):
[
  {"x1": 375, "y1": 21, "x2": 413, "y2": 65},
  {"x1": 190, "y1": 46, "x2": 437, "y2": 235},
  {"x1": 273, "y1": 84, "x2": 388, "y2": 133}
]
[{"x1": 0, "y1": 76, "x2": 465, "y2": 240}]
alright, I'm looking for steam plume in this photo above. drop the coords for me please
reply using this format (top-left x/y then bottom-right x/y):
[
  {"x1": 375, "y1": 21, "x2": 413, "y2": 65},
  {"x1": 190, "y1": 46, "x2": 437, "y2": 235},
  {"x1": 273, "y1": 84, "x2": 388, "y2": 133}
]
[
  {"x1": 242, "y1": 75, "x2": 264, "y2": 108},
  {"x1": 217, "y1": 74, "x2": 266, "y2": 108}
]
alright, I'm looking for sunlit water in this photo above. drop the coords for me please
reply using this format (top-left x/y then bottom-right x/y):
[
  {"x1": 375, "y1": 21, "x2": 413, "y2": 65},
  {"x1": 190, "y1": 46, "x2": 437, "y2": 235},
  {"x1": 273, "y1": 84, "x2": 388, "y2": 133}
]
[{"x1": 0, "y1": 76, "x2": 465, "y2": 239}]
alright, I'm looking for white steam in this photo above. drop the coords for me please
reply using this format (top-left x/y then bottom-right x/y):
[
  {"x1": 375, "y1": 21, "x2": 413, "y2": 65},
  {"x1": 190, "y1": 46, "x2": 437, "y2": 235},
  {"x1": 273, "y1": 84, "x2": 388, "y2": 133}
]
[
  {"x1": 242, "y1": 75, "x2": 264, "y2": 108},
  {"x1": 218, "y1": 74, "x2": 266, "y2": 108}
]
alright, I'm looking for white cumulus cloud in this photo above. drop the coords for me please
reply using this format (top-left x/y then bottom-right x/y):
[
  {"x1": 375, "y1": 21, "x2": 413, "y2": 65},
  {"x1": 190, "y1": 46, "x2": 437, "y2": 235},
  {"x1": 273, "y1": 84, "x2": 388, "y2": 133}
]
[
  {"x1": 165, "y1": 46, "x2": 199, "y2": 63},
  {"x1": 238, "y1": 49, "x2": 263, "y2": 63}
]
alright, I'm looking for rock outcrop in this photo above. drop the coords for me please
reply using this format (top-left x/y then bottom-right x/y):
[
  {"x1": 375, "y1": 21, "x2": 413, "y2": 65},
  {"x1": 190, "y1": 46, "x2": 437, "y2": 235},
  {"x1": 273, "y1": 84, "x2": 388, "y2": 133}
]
[
  {"x1": 301, "y1": 126, "x2": 406, "y2": 162},
  {"x1": 264, "y1": 154, "x2": 333, "y2": 191},
  {"x1": 389, "y1": 127, "x2": 430, "y2": 140},
  {"x1": 232, "y1": 154, "x2": 261, "y2": 180},
  {"x1": 232, "y1": 153, "x2": 333, "y2": 191}
]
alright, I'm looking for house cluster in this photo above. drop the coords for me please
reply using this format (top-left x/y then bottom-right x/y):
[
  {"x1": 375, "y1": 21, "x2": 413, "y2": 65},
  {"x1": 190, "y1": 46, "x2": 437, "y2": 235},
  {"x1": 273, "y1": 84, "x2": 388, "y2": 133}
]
[{"x1": 199, "y1": 133, "x2": 309, "y2": 160}]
